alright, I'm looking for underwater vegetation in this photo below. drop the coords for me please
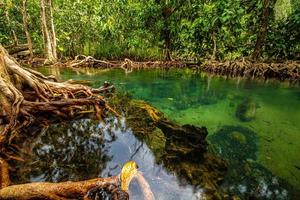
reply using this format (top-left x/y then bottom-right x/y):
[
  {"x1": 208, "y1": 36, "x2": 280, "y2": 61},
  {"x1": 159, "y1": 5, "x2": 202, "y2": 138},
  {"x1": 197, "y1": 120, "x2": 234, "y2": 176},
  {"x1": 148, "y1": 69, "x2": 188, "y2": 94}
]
[{"x1": 209, "y1": 126, "x2": 300, "y2": 199}]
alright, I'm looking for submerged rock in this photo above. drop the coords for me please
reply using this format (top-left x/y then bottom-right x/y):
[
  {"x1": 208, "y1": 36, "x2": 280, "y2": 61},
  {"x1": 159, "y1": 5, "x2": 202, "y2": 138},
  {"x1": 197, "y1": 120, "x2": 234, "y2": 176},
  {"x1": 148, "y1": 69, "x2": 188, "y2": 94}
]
[
  {"x1": 209, "y1": 126, "x2": 258, "y2": 161},
  {"x1": 209, "y1": 125, "x2": 300, "y2": 199},
  {"x1": 235, "y1": 97, "x2": 258, "y2": 122}
]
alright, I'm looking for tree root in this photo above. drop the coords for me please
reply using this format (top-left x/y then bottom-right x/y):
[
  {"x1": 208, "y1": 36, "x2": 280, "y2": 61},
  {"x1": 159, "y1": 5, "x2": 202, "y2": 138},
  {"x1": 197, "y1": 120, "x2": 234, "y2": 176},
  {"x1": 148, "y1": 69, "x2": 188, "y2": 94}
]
[
  {"x1": 202, "y1": 58, "x2": 300, "y2": 82},
  {"x1": 67, "y1": 55, "x2": 300, "y2": 82},
  {"x1": 1, "y1": 44, "x2": 111, "y2": 180},
  {"x1": 0, "y1": 45, "x2": 157, "y2": 200},
  {"x1": 67, "y1": 56, "x2": 198, "y2": 72}
]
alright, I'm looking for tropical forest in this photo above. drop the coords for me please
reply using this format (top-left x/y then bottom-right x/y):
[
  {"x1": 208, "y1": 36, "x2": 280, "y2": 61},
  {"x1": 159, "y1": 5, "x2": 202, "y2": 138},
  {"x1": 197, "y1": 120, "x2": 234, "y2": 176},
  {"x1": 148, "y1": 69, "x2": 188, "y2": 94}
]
[{"x1": 0, "y1": 0, "x2": 299, "y2": 199}]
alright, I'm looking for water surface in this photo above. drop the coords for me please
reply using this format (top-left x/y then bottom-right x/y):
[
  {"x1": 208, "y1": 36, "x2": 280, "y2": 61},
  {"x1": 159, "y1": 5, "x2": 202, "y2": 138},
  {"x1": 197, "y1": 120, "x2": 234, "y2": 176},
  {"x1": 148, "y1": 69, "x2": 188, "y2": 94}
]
[{"x1": 17, "y1": 67, "x2": 300, "y2": 199}]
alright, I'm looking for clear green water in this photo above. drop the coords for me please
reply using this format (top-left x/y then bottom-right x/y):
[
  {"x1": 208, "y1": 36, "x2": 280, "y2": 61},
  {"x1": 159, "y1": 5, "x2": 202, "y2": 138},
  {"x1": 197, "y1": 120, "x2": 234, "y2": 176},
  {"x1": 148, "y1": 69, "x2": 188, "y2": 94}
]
[{"x1": 17, "y1": 67, "x2": 300, "y2": 199}]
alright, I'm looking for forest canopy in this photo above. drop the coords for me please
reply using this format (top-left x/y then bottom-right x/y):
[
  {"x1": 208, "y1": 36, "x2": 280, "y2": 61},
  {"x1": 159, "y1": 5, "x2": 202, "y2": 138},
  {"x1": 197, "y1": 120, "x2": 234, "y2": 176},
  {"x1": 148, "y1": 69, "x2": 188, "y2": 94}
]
[{"x1": 0, "y1": 0, "x2": 299, "y2": 61}]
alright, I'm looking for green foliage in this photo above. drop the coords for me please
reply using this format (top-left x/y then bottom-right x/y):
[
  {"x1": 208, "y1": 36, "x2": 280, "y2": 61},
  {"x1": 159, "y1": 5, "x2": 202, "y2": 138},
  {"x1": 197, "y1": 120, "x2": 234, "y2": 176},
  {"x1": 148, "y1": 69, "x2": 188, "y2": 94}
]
[
  {"x1": 1, "y1": 0, "x2": 299, "y2": 60},
  {"x1": 266, "y1": 5, "x2": 300, "y2": 59}
]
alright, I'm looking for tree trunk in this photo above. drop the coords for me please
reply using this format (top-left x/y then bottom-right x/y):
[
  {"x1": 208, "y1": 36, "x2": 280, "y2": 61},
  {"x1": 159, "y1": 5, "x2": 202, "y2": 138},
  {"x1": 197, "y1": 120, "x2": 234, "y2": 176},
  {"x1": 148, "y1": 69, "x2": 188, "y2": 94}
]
[
  {"x1": 162, "y1": 7, "x2": 173, "y2": 61},
  {"x1": 252, "y1": 0, "x2": 275, "y2": 60},
  {"x1": 48, "y1": 0, "x2": 57, "y2": 59},
  {"x1": 163, "y1": 29, "x2": 172, "y2": 61},
  {"x1": 22, "y1": 0, "x2": 33, "y2": 58},
  {"x1": 4, "y1": 11, "x2": 19, "y2": 46},
  {"x1": 40, "y1": 0, "x2": 56, "y2": 63},
  {"x1": 211, "y1": 31, "x2": 217, "y2": 60}
]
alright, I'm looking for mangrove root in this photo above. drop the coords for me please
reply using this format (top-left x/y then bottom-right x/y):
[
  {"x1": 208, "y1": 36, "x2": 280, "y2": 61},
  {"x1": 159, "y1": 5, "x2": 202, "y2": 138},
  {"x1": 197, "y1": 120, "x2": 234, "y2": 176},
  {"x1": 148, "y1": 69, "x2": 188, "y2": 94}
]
[
  {"x1": 0, "y1": 44, "x2": 115, "y2": 150},
  {"x1": 67, "y1": 56, "x2": 199, "y2": 72},
  {"x1": 203, "y1": 58, "x2": 300, "y2": 82}
]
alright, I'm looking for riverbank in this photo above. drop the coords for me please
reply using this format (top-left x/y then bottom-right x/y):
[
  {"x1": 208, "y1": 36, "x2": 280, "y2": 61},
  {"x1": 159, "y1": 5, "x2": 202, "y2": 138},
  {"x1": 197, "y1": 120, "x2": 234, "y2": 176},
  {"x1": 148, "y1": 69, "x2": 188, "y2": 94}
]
[{"x1": 17, "y1": 55, "x2": 300, "y2": 83}]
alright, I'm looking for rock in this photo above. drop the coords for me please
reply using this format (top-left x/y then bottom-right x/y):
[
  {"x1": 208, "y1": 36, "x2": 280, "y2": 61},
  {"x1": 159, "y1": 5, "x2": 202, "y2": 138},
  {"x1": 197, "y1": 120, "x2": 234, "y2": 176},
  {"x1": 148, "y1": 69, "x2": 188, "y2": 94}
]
[
  {"x1": 230, "y1": 131, "x2": 246, "y2": 144},
  {"x1": 209, "y1": 125, "x2": 258, "y2": 162},
  {"x1": 235, "y1": 97, "x2": 258, "y2": 122}
]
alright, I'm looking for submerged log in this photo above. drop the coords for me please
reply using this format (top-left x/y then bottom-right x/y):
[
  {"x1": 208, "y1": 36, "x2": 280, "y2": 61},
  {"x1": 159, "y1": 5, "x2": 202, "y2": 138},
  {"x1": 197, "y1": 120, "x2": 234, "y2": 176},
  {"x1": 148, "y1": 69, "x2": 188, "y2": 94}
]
[{"x1": 124, "y1": 99, "x2": 208, "y2": 156}]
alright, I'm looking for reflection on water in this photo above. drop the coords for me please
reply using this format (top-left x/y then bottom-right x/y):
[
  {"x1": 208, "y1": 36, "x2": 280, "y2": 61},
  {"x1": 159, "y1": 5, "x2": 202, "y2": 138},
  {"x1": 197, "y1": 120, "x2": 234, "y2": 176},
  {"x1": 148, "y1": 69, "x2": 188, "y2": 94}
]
[
  {"x1": 23, "y1": 67, "x2": 300, "y2": 199},
  {"x1": 14, "y1": 118, "x2": 211, "y2": 200}
]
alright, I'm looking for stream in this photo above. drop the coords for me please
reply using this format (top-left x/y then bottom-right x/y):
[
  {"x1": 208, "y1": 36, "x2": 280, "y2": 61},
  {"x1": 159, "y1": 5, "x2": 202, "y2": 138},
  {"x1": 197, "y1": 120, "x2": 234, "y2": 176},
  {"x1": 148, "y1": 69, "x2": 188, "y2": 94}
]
[{"x1": 13, "y1": 67, "x2": 300, "y2": 199}]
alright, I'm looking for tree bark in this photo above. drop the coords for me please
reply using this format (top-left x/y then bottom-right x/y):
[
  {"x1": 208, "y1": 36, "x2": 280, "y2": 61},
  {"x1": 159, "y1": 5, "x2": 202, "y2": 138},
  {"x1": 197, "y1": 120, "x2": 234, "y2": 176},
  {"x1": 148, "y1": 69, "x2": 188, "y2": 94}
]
[
  {"x1": 5, "y1": 44, "x2": 29, "y2": 54},
  {"x1": 162, "y1": 7, "x2": 172, "y2": 61},
  {"x1": 40, "y1": 0, "x2": 57, "y2": 63},
  {"x1": 22, "y1": 0, "x2": 33, "y2": 58},
  {"x1": 48, "y1": 0, "x2": 57, "y2": 59},
  {"x1": 252, "y1": 0, "x2": 275, "y2": 60},
  {"x1": 211, "y1": 31, "x2": 217, "y2": 60}
]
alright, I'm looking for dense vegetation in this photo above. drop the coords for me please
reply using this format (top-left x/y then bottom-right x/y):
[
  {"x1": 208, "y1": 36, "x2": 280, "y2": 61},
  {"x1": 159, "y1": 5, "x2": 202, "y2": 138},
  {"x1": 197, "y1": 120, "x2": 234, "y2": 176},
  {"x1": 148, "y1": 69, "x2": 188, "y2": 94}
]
[{"x1": 0, "y1": 0, "x2": 299, "y2": 61}]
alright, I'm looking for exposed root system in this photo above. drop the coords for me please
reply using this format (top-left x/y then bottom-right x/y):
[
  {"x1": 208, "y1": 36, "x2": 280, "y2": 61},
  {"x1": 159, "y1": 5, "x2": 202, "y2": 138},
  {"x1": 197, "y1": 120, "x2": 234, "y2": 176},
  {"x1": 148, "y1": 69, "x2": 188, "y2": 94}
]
[
  {"x1": 202, "y1": 58, "x2": 300, "y2": 82},
  {"x1": 68, "y1": 56, "x2": 300, "y2": 82},
  {"x1": 0, "y1": 45, "x2": 154, "y2": 199},
  {"x1": 68, "y1": 56, "x2": 198, "y2": 71}
]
